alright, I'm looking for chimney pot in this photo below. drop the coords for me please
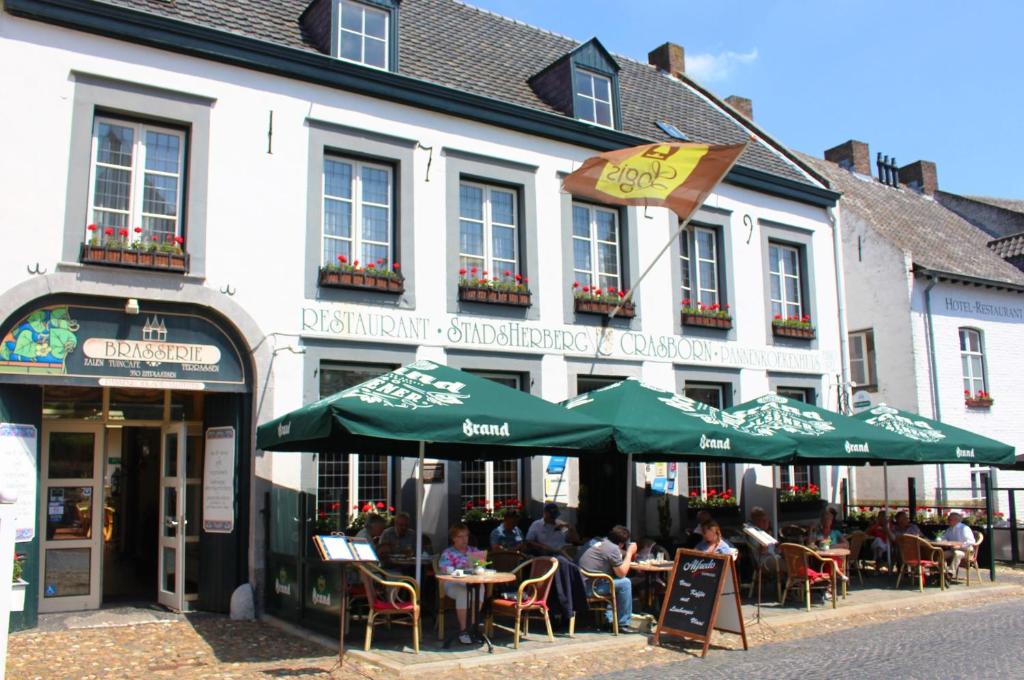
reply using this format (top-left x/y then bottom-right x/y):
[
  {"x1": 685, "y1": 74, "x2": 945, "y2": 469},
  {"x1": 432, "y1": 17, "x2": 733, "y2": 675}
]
[
  {"x1": 899, "y1": 160, "x2": 938, "y2": 195},
  {"x1": 825, "y1": 140, "x2": 871, "y2": 176},
  {"x1": 648, "y1": 42, "x2": 685, "y2": 78},
  {"x1": 724, "y1": 95, "x2": 753, "y2": 120}
]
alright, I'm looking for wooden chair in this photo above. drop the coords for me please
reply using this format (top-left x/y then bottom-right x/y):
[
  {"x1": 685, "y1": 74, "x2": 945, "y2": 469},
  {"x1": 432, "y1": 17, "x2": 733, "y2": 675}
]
[
  {"x1": 780, "y1": 524, "x2": 807, "y2": 543},
  {"x1": 490, "y1": 550, "x2": 527, "y2": 574},
  {"x1": 895, "y1": 534, "x2": 944, "y2": 592},
  {"x1": 486, "y1": 557, "x2": 558, "y2": 649},
  {"x1": 574, "y1": 568, "x2": 619, "y2": 636},
  {"x1": 354, "y1": 564, "x2": 420, "y2": 653},
  {"x1": 779, "y1": 543, "x2": 836, "y2": 611},
  {"x1": 957, "y1": 531, "x2": 984, "y2": 586},
  {"x1": 433, "y1": 556, "x2": 457, "y2": 640},
  {"x1": 846, "y1": 531, "x2": 868, "y2": 585}
]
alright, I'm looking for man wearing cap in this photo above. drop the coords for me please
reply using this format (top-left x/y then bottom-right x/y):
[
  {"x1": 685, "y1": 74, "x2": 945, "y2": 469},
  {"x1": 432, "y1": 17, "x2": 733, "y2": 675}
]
[{"x1": 526, "y1": 502, "x2": 580, "y2": 555}]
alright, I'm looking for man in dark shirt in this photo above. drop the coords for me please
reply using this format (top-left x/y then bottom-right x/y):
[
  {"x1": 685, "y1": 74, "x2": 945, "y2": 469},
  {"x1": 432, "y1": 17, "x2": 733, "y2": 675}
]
[{"x1": 577, "y1": 525, "x2": 637, "y2": 631}]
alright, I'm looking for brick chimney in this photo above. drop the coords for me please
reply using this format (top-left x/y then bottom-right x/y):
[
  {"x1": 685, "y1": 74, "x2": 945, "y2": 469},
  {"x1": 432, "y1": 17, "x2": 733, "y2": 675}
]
[
  {"x1": 648, "y1": 42, "x2": 685, "y2": 77},
  {"x1": 899, "y1": 160, "x2": 938, "y2": 195},
  {"x1": 724, "y1": 95, "x2": 753, "y2": 120},
  {"x1": 824, "y1": 140, "x2": 871, "y2": 176}
]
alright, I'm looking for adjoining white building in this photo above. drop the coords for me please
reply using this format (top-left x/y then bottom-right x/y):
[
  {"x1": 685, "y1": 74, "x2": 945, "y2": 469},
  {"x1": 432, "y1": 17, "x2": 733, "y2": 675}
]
[
  {"x1": 804, "y1": 142, "x2": 1024, "y2": 509},
  {"x1": 0, "y1": 0, "x2": 845, "y2": 632}
]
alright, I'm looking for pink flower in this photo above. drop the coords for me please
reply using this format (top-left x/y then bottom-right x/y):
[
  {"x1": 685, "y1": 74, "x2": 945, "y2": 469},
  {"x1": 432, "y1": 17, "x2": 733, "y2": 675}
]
[{"x1": 459, "y1": 267, "x2": 467, "y2": 276}]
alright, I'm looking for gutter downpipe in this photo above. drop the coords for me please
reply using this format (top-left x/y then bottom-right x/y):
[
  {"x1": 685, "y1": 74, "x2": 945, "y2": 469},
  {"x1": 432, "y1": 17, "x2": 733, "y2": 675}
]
[
  {"x1": 828, "y1": 206, "x2": 855, "y2": 506},
  {"x1": 923, "y1": 274, "x2": 946, "y2": 506}
]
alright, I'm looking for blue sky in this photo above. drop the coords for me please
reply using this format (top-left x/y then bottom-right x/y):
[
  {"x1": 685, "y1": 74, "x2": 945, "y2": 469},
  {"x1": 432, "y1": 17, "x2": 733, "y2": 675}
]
[{"x1": 465, "y1": 0, "x2": 1023, "y2": 198}]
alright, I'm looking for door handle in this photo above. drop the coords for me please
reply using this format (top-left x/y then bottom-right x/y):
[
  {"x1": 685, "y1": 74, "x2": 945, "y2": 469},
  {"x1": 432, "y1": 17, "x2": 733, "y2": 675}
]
[{"x1": 165, "y1": 518, "x2": 179, "y2": 529}]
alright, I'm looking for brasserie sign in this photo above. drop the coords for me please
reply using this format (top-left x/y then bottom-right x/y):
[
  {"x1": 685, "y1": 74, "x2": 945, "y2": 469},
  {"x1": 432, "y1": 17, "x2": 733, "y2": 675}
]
[{"x1": 301, "y1": 304, "x2": 834, "y2": 374}]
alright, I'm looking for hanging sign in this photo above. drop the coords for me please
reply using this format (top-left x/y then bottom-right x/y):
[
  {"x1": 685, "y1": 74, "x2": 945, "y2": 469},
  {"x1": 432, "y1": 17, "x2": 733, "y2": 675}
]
[
  {"x1": 202, "y1": 427, "x2": 236, "y2": 533},
  {"x1": 0, "y1": 423, "x2": 38, "y2": 541},
  {"x1": 654, "y1": 548, "x2": 747, "y2": 657}
]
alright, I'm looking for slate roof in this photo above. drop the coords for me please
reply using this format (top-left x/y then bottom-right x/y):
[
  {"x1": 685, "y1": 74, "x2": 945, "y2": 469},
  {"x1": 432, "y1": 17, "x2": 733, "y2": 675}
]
[
  {"x1": 989, "y1": 233, "x2": 1024, "y2": 259},
  {"x1": 95, "y1": 0, "x2": 819, "y2": 187},
  {"x1": 800, "y1": 153, "x2": 1024, "y2": 287},
  {"x1": 963, "y1": 195, "x2": 1024, "y2": 214}
]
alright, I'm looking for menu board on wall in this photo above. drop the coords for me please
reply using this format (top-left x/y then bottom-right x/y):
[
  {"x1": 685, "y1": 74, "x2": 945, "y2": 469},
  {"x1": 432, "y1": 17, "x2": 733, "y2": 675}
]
[
  {"x1": 203, "y1": 427, "x2": 235, "y2": 533},
  {"x1": 654, "y1": 548, "x2": 747, "y2": 657},
  {"x1": 0, "y1": 423, "x2": 38, "y2": 541}
]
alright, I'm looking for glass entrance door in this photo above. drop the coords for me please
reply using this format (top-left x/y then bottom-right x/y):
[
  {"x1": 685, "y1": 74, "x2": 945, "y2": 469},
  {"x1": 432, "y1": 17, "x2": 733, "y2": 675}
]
[
  {"x1": 158, "y1": 423, "x2": 186, "y2": 610},
  {"x1": 38, "y1": 423, "x2": 104, "y2": 612}
]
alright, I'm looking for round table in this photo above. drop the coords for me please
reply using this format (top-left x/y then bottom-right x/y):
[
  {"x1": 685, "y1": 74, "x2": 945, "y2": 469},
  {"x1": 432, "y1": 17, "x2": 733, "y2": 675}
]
[
  {"x1": 928, "y1": 540, "x2": 963, "y2": 549},
  {"x1": 815, "y1": 547, "x2": 851, "y2": 598},
  {"x1": 629, "y1": 562, "x2": 674, "y2": 611},
  {"x1": 436, "y1": 571, "x2": 516, "y2": 653}
]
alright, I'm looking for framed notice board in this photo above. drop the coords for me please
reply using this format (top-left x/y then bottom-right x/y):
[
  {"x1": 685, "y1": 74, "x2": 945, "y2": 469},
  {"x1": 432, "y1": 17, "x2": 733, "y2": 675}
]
[
  {"x1": 312, "y1": 535, "x2": 379, "y2": 563},
  {"x1": 654, "y1": 548, "x2": 748, "y2": 656}
]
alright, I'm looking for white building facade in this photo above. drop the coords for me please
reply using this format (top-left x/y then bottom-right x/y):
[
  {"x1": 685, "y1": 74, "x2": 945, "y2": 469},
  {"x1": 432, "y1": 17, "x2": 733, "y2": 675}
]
[{"x1": 0, "y1": 0, "x2": 844, "y2": 631}]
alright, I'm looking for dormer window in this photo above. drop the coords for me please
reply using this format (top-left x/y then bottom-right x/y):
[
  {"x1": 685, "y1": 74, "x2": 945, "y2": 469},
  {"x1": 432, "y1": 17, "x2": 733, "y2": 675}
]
[
  {"x1": 575, "y1": 70, "x2": 613, "y2": 127},
  {"x1": 339, "y1": 0, "x2": 388, "y2": 69}
]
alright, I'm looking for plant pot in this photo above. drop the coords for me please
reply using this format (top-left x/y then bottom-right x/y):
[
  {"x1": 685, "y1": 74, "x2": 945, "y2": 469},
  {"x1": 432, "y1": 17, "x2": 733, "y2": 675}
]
[
  {"x1": 318, "y1": 267, "x2": 405, "y2": 294},
  {"x1": 772, "y1": 324, "x2": 815, "y2": 339},
  {"x1": 574, "y1": 297, "x2": 635, "y2": 318},
  {"x1": 11, "y1": 579, "x2": 27, "y2": 612},
  {"x1": 458, "y1": 284, "x2": 531, "y2": 307},
  {"x1": 681, "y1": 313, "x2": 732, "y2": 330},
  {"x1": 965, "y1": 398, "x2": 994, "y2": 408},
  {"x1": 80, "y1": 243, "x2": 188, "y2": 273},
  {"x1": 779, "y1": 498, "x2": 826, "y2": 522}
]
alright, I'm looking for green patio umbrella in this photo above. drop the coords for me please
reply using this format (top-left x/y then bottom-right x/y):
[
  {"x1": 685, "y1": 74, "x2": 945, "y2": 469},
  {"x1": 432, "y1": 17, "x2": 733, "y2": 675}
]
[
  {"x1": 853, "y1": 404, "x2": 1015, "y2": 466},
  {"x1": 563, "y1": 378, "x2": 796, "y2": 463},
  {"x1": 725, "y1": 393, "x2": 919, "y2": 464},
  {"x1": 257, "y1": 360, "x2": 612, "y2": 582}
]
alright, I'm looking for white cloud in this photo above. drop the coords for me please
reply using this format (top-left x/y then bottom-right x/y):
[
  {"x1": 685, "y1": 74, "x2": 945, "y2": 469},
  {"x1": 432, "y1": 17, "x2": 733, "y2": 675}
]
[{"x1": 686, "y1": 48, "x2": 759, "y2": 83}]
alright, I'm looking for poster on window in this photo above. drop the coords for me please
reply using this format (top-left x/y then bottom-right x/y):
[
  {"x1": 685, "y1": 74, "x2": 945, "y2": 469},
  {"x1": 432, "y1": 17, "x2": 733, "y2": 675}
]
[
  {"x1": 0, "y1": 423, "x2": 37, "y2": 542},
  {"x1": 203, "y1": 427, "x2": 235, "y2": 533}
]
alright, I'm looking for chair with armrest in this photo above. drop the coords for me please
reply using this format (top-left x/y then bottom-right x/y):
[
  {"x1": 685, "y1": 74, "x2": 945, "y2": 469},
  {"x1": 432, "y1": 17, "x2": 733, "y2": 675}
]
[
  {"x1": 779, "y1": 543, "x2": 837, "y2": 611},
  {"x1": 354, "y1": 564, "x2": 420, "y2": 653},
  {"x1": 485, "y1": 557, "x2": 558, "y2": 649},
  {"x1": 490, "y1": 549, "x2": 527, "y2": 574},
  {"x1": 432, "y1": 556, "x2": 457, "y2": 640},
  {"x1": 895, "y1": 534, "x2": 944, "y2": 592},
  {"x1": 957, "y1": 530, "x2": 983, "y2": 586},
  {"x1": 575, "y1": 568, "x2": 619, "y2": 636},
  {"x1": 845, "y1": 531, "x2": 868, "y2": 585}
]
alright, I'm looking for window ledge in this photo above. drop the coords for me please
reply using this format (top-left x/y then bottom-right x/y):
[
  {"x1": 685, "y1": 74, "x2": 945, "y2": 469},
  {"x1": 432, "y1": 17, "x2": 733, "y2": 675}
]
[
  {"x1": 772, "y1": 323, "x2": 815, "y2": 340},
  {"x1": 681, "y1": 312, "x2": 732, "y2": 330},
  {"x1": 574, "y1": 297, "x2": 635, "y2": 318},
  {"x1": 79, "y1": 243, "x2": 188, "y2": 274},
  {"x1": 458, "y1": 283, "x2": 531, "y2": 308},
  {"x1": 318, "y1": 267, "x2": 404, "y2": 294}
]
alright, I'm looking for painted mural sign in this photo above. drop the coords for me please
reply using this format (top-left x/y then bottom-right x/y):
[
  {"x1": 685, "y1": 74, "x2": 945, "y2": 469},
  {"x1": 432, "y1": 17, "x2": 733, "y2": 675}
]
[
  {"x1": 0, "y1": 304, "x2": 245, "y2": 391},
  {"x1": 300, "y1": 305, "x2": 835, "y2": 374}
]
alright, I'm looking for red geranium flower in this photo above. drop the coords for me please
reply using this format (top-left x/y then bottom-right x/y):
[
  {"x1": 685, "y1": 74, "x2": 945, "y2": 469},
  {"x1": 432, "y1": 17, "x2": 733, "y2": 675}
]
[
  {"x1": 773, "y1": 314, "x2": 782, "y2": 320},
  {"x1": 151, "y1": 235, "x2": 159, "y2": 242},
  {"x1": 376, "y1": 258, "x2": 384, "y2": 265},
  {"x1": 361, "y1": 503, "x2": 372, "y2": 512},
  {"x1": 104, "y1": 227, "x2": 114, "y2": 236},
  {"x1": 682, "y1": 298, "x2": 691, "y2": 306},
  {"x1": 459, "y1": 267, "x2": 467, "y2": 275},
  {"x1": 134, "y1": 226, "x2": 142, "y2": 234},
  {"x1": 87, "y1": 223, "x2": 97, "y2": 232},
  {"x1": 367, "y1": 263, "x2": 375, "y2": 270},
  {"x1": 318, "y1": 511, "x2": 327, "y2": 520},
  {"x1": 573, "y1": 281, "x2": 580, "y2": 288},
  {"x1": 376, "y1": 501, "x2": 385, "y2": 509},
  {"x1": 482, "y1": 271, "x2": 489, "y2": 277},
  {"x1": 470, "y1": 266, "x2": 478, "y2": 274},
  {"x1": 515, "y1": 273, "x2": 523, "y2": 282},
  {"x1": 594, "y1": 288, "x2": 602, "y2": 296},
  {"x1": 388, "y1": 505, "x2": 395, "y2": 513},
  {"x1": 353, "y1": 259, "x2": 360, "y2": 267},
  {"x1": 393, "y1": 263, "x2": 400, "y2": 270},
  {"x1": 118, "y1": 228, "x2": 129, "y2": 237},
  {"x1": 503, "y1": 270, "x2": 511, "y2": 277},
  {"x1": 174, "y1": 236, "x2": 184, "y2": 245},
  {"x1": 617, "y1": 290, "x2": 625, "y2": 298},
  {"x1": 583, "y1": 286, "x2": 590, "y2": 293},
  {"x1": 330, "y1": 501, "x2": 340, "y2": 511},
  {"x1": 338, "y1": 255, "x2": 347, "y2": 263}
]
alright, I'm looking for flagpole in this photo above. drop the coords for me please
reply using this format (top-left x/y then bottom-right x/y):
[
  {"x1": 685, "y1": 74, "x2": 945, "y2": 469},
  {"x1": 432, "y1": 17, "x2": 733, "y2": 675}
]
[{"x1": 606, "y1": 215, "x2": 695, "y2": 321}]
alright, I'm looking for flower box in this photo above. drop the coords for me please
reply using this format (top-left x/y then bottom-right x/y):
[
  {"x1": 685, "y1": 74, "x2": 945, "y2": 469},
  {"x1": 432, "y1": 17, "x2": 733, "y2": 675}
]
[
  {"x1": 772, "y1": 323, "x2": 815, "y2": 339},
  {"x1": 318, "y1": 268, "x2": 404, "y2": 293},
  {"x1": 682, "y1": 312, "x2": 732, "y2": 330},
  {"x1": 80, "y1": 243, "x2": 188, "y2": 273},
  {"x1": 574, "y1": 297, "x2": 635, "y2": 318},
  {"x1": 965, "y1": 397, "x2": 994, "y2": 409},
  {"x1": 458, "y1": 284, "x2": 531, "y2": 307},
  {"x1": 11, "y1": 579, "x2": 27, "y2": 612}
]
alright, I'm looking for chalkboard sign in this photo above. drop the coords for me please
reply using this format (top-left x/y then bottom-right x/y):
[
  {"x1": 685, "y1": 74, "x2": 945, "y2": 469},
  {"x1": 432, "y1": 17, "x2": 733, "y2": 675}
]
[{"x1": 654, "y1": 548, "x2": 747, "y2": 656}]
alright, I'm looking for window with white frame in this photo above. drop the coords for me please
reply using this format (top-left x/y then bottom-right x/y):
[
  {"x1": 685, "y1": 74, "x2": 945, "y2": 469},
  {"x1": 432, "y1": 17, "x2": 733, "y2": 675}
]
[
  {"x1": 338, "y1": 0, "x2": 389, "y2": 69},
  {"x1": 680, "y1": 226, "x2": 721, "y2": 307},
  {"x1": 572, "y1": 203, "x2": 622, "y2": 293},
  {"x1": 322, "y1": 157, "x2": 393, "y2": 268},
  {"x1": 461, "y1": 372, "x2": 522, "y2": 508},
  {"x1": 458, "y1": 182, "x2": 519, "y2": 277},
  {"x1": 776, "y1": 387, "x2": 813, "y2": 488},
  {"x1": 87, "y1": 117, "x2": 185, "y2": 245},
  {"x1": 317, "y1": 364, "x2": 394, "y2": 525},
  {"x1": 848, "y1": 330, "x2": 877, "y2": 388},
  {"x1": 768, "y1": 243, "x2": 803, "y2": 319},
  {"x1": 684, "y1": 383, "x2": 728, "y2": 495},
  {"x1": 959, "y1": 328, "x2": 987, "y2": 397},
  {"x1": 574, "y1": 70, "x2": 614, "y2": 127}
]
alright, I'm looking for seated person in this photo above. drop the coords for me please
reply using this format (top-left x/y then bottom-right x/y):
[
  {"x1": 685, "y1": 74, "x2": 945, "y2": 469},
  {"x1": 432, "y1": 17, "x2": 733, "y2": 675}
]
[
  {"x1": 378, "y1": 511, "x2": 431, "y2": 563},
  {"x1": 892, "y1": 510, "x2": 922, "y2": 538},
  {"x1": 866, "y1": 510, "x2": 894, "y2": 567},
  {"x1": 356, "y1": 513, "x2": 387, "y2": 543},
  {"x1": 577, "y1": 525, "x2": 636, "y2": 632},
  {"x1": 438, "y1": 523, "x2": 485, "y2": 645},
  {"x1": 682, "y1": 509, "x2": 712, "y2": 549},
  {"x1": 806, "y1": 509, "x2": 848, "y2": 582},
  {"x1": 525, "y1": 503, "x2": 580, "y2": 555},
  {"x1": 490, "y1": 509, "x2": 524, "y2": 552},
  {"x1": 748, "y1": 506, "x2": 780, "y2": 569},
  {"x1": 695, "y1": 520, "x2": 737, "y2": 557},
  {"x1": 940, "y1": 512, "x2": 976, "y2": 578}
]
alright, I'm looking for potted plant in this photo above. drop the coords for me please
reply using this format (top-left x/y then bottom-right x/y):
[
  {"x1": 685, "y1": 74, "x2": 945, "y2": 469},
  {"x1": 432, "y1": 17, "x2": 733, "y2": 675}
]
[
  {"x1": 80, "y1": 223, "x2": 188, "y2": 272},
  {"x1": 772, "y1": 313, "x2": 815, "y2": 339},
  {"x1": 572, "y1": 282, "x2": 635, "y2": 318},
  {"x1": 457, "y1": 267, "x2": 532, "y2": 307},
  {"x1": 778, "y1": 483, "x2": 825, "y2": 519},
  {"x1": 964, "y1": 389, "x2": 994, "y2": 408},
  {"x1": 681, "y1": 299, "x2": 732, "y2": 329},
  {"x1": 318, "y1": 256, "x2": 405, "y2": 293},
  {"x1": 686, "y1": 488, "x2": 741, "y2": 525},
  {"x1": 344, "y1": 501, "x2": 395, "y2": 536},
  {"x1": 12, "y1": 552, "x2": 27, "y2": 612}
]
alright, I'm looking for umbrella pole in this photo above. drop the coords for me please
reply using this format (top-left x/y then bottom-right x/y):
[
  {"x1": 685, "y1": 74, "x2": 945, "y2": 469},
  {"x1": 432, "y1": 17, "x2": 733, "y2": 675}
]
[
  {"x1": 626, "y1": 453, "x2": 634, "y2": 534},
  {"x1": 416, "y1": 441, "x2": 425, "y2": 585},
  {"x1": 884, "y1": 463, "x2": 892, "y2": 571},
  {"x1": 771, "y1": 466, "x2": 779, "y2": 539}
]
